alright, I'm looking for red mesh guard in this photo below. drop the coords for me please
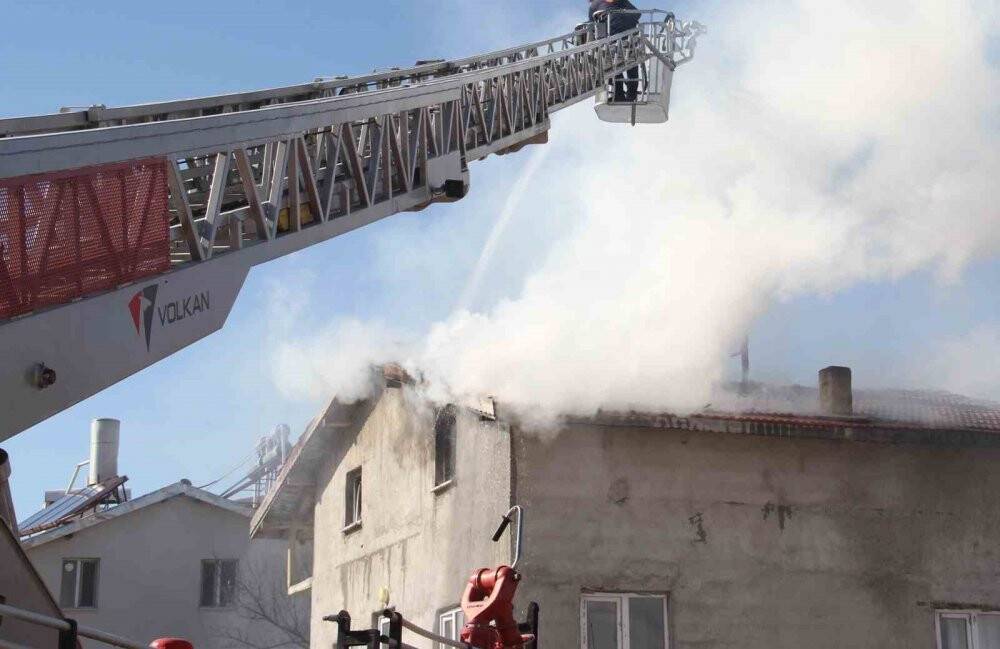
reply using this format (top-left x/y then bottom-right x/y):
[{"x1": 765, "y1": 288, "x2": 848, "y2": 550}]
[{"x1": 0, "y1": 158, "x2": 171, "y2": 320}]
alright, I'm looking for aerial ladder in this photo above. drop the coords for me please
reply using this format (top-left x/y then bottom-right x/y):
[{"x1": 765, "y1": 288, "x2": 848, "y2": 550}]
[
  {"x1": 0, "y1": 11, "x2": 704, "y2": 648},
  {"x1": 0, "y1": 10, "x2": 703, "y2": 443}
]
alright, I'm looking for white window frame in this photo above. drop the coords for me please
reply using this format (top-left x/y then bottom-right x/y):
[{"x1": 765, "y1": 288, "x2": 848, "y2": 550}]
[
  {"x1": 580, "y1": 592, "x2": 669, "y2": 649},
  {"x1": 60, "y1": 558, "x2": 100, "y2": 609},
  {"x1": 344, "y1": 467, "x2": 363, "y2": 531},
  {"x1": 936, "y1": 610, "x2": 1000, "y2": 649},
  {"x1": 438, "y1": 606, "x2": 465, "y2": 646}
]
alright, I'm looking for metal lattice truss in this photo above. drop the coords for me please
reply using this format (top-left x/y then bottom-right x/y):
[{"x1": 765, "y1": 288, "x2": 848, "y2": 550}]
[
  {"x1": 0, "y1": 19, "x2": 686, "y2": 271},
  {"x1": 0, "y1": 12, "x2": 703, "y2": 441}
]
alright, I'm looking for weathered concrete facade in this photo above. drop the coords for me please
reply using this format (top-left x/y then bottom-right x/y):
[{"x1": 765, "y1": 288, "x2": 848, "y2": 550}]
[
  {"x1": 513, "y1": 421, "x2": 1000, "y2": 649},
  {"x1": 255, "y1": 374, "x2": 1000, "y2": 649},
  {"x1": 307, "y1": 386, "x2": 512, "y2": 647}
]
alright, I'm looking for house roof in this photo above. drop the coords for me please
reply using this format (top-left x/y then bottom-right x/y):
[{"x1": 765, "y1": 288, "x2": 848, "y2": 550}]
[
  {"x1": 250, "y1": 371, "x2": 1000, "y2": 539},
  {"x1": 250, "y1": 364, "x2": 496, "y2": 539},
  {"x1": 707, "y1": 384, "x2": 1000, "y2": 430},
  {"x1": 575, "y1": 385, "x2": 1000, "y2": 446},
  {"x1": 18, "y1": 475, "x2": 128, "y2": 537},
  {"x1": 250, "y1": 396, "x2": 373, "y2": 539},
  {"x1": 21, "y1": 481, "x2": 250, "y2": 549}
]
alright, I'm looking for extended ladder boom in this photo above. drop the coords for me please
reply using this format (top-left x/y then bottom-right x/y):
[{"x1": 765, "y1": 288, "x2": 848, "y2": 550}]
[{"x1": 0, "y1": 11, "x2": 702, "y2": 441}]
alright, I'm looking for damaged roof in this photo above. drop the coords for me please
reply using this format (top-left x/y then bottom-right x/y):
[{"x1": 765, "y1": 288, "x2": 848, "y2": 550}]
[
  {"x1": 250, "y1": 365, "x2": 497, "y2": 539},
  {"x1": 578, "y1": 386, "x2": 1000, "y2": 446},
  {"x1": 251, "y1": 370, "x2": 1000, "y2": 539},
  {"x1": 705, "y1": 384, "x2": 1000, "y2": 431}
]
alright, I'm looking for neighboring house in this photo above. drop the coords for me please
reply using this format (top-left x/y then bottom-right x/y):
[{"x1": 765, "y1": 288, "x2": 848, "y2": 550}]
[
  {"x1": 23, "y1": 481, "x2": 306, "y2": 649},
  {"x1": 251, "y1": 365, "x2": 1000, "y2": 649}
]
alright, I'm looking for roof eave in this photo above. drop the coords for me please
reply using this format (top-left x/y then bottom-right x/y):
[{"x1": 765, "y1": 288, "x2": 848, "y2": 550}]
[{"x1": 250, "y1": 396, "x2": 377, "y2": 539}]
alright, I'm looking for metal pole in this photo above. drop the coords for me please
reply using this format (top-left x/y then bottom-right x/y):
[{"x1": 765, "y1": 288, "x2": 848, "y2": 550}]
[
  {"x1": 0, "y1": 603, "x2": 148, "y2": 649},
  {"x1": 492, "y1": 505, "x2": 524, "y2": 569}
]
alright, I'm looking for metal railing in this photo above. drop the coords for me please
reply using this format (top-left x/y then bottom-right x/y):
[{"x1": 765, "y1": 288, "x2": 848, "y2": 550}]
[
  {"x1": 0, "y1": 24, "x2": 621, "y2": 139},
  {"x1": 0, "y1": 602, "x2": 148, "y2": 649}
]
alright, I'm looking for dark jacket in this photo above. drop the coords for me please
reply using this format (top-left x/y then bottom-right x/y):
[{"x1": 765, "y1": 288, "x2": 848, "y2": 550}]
[{"x1": 589, "y1": 0, "x2": 640, "y2": 35}]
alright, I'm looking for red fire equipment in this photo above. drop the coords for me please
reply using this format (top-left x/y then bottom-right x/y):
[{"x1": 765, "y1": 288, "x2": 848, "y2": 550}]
[
  {"x1": 461, "y1": 566, "x2": 531, "y2": 649},
  {"x1": 150, "y1": 639, "x2": 194, "y2": 649},
  {"x1": 460, "y1": 506, "x2": 534, "y2": 649},
  {"x1": 328, "y1": 506, "x2": 537, "y2": 649}
]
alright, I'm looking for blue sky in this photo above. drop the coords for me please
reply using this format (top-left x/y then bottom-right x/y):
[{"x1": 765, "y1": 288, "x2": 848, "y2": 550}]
[{"x1": 3, "y1": 0, "x2": 999, "y2": 518}]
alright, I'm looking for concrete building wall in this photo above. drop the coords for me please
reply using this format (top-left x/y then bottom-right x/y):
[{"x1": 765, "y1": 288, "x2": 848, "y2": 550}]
[
  {"x1": 512, "y1": 423, "x2": 1000, "y2": 649},
  {"x1": 309, "y1": 387, "x2": 512, "y2": 648},
  {"x1": 27, "y1": 495, "x2": 290, "y2": 649}
]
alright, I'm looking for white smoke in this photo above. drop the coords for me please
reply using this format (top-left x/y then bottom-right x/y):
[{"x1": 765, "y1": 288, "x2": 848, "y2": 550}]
[
  {"x1": 269, "y1": 0, "x2": 1000, "y2": 418},
  {"x1": 918, "y1": 324, "x2": 1000, "y2": 401}
]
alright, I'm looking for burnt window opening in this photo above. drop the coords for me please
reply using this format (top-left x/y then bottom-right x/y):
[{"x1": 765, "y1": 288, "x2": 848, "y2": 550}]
[
  {"x1": 345, "y1": 467, "x2": 362, "y2": 528},
  {"x1": 435, "y1": 406, "x2": 457, "y2": 487}
]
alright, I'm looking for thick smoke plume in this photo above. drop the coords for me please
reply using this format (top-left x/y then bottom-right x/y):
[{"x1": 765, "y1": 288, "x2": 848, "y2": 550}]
[{"x1": 270, "y1": 0, "x2": 1000, "y2": 420}]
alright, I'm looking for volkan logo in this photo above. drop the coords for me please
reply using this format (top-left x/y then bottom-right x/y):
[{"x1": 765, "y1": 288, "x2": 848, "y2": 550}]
[
  {"x1": 128, "y1": 285, "x2": 158, "y2": 351},
  {"x1": 127, "y1": 284, "x2": 211, "y2": 351}
]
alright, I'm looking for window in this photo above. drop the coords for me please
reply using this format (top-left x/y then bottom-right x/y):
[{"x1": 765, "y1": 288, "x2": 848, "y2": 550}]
[
  {"x1": 200, "y1": 559, "x2": 238, "y2": 608},
  {"x1": 344, "y1": 467, "x2": 362, "y2": 529},
  {"x1": 938, "y1": 611, "x2": 1000, "y2": 649},
  {"x1": 434, "y1": 406, "x2": 457, "y2": 487},
  {"x1": 438, "y1": 607, "x2": 465, "y2": 645},
  {"x1": 60, "y1": 559, "x2": 99, "y2": 609},
  {"x1": 581, "y1": 593, "x2": 668, "y2": 649}
]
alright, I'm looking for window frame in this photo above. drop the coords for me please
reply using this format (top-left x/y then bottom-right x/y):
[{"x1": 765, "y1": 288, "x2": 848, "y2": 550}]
[
  {"x1": 580, "y1": 591, "x2": 669, "y2": 649},
  {"x1": 344, "y1": 467, "x2": 363, "y2": 531},
  {"x1": 60, "y1": 558, "x2": 100, "y2": 610},
  {"x1": 437, "y1": 605, "x2": 466, "y2": 648},
  {"x1": 936, "y1": 609, "x2": 1000, "y2": 649},
  {"x1": 434, "y1": 406, "x2": 458, "y2": 489},
  {"x1": 200, "y1": 558, "x2": 239, "y2": 609}
]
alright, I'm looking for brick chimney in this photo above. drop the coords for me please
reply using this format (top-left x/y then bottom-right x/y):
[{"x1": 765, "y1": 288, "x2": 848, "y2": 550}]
[{"x1": 819, "y1": 366, "x2": 853, "y2": 416}]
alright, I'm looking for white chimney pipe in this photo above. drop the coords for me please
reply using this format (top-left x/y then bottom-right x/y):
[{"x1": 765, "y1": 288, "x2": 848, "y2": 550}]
[{"x1": 89, "y1": 418, "x2": 120, "y2": 485}]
